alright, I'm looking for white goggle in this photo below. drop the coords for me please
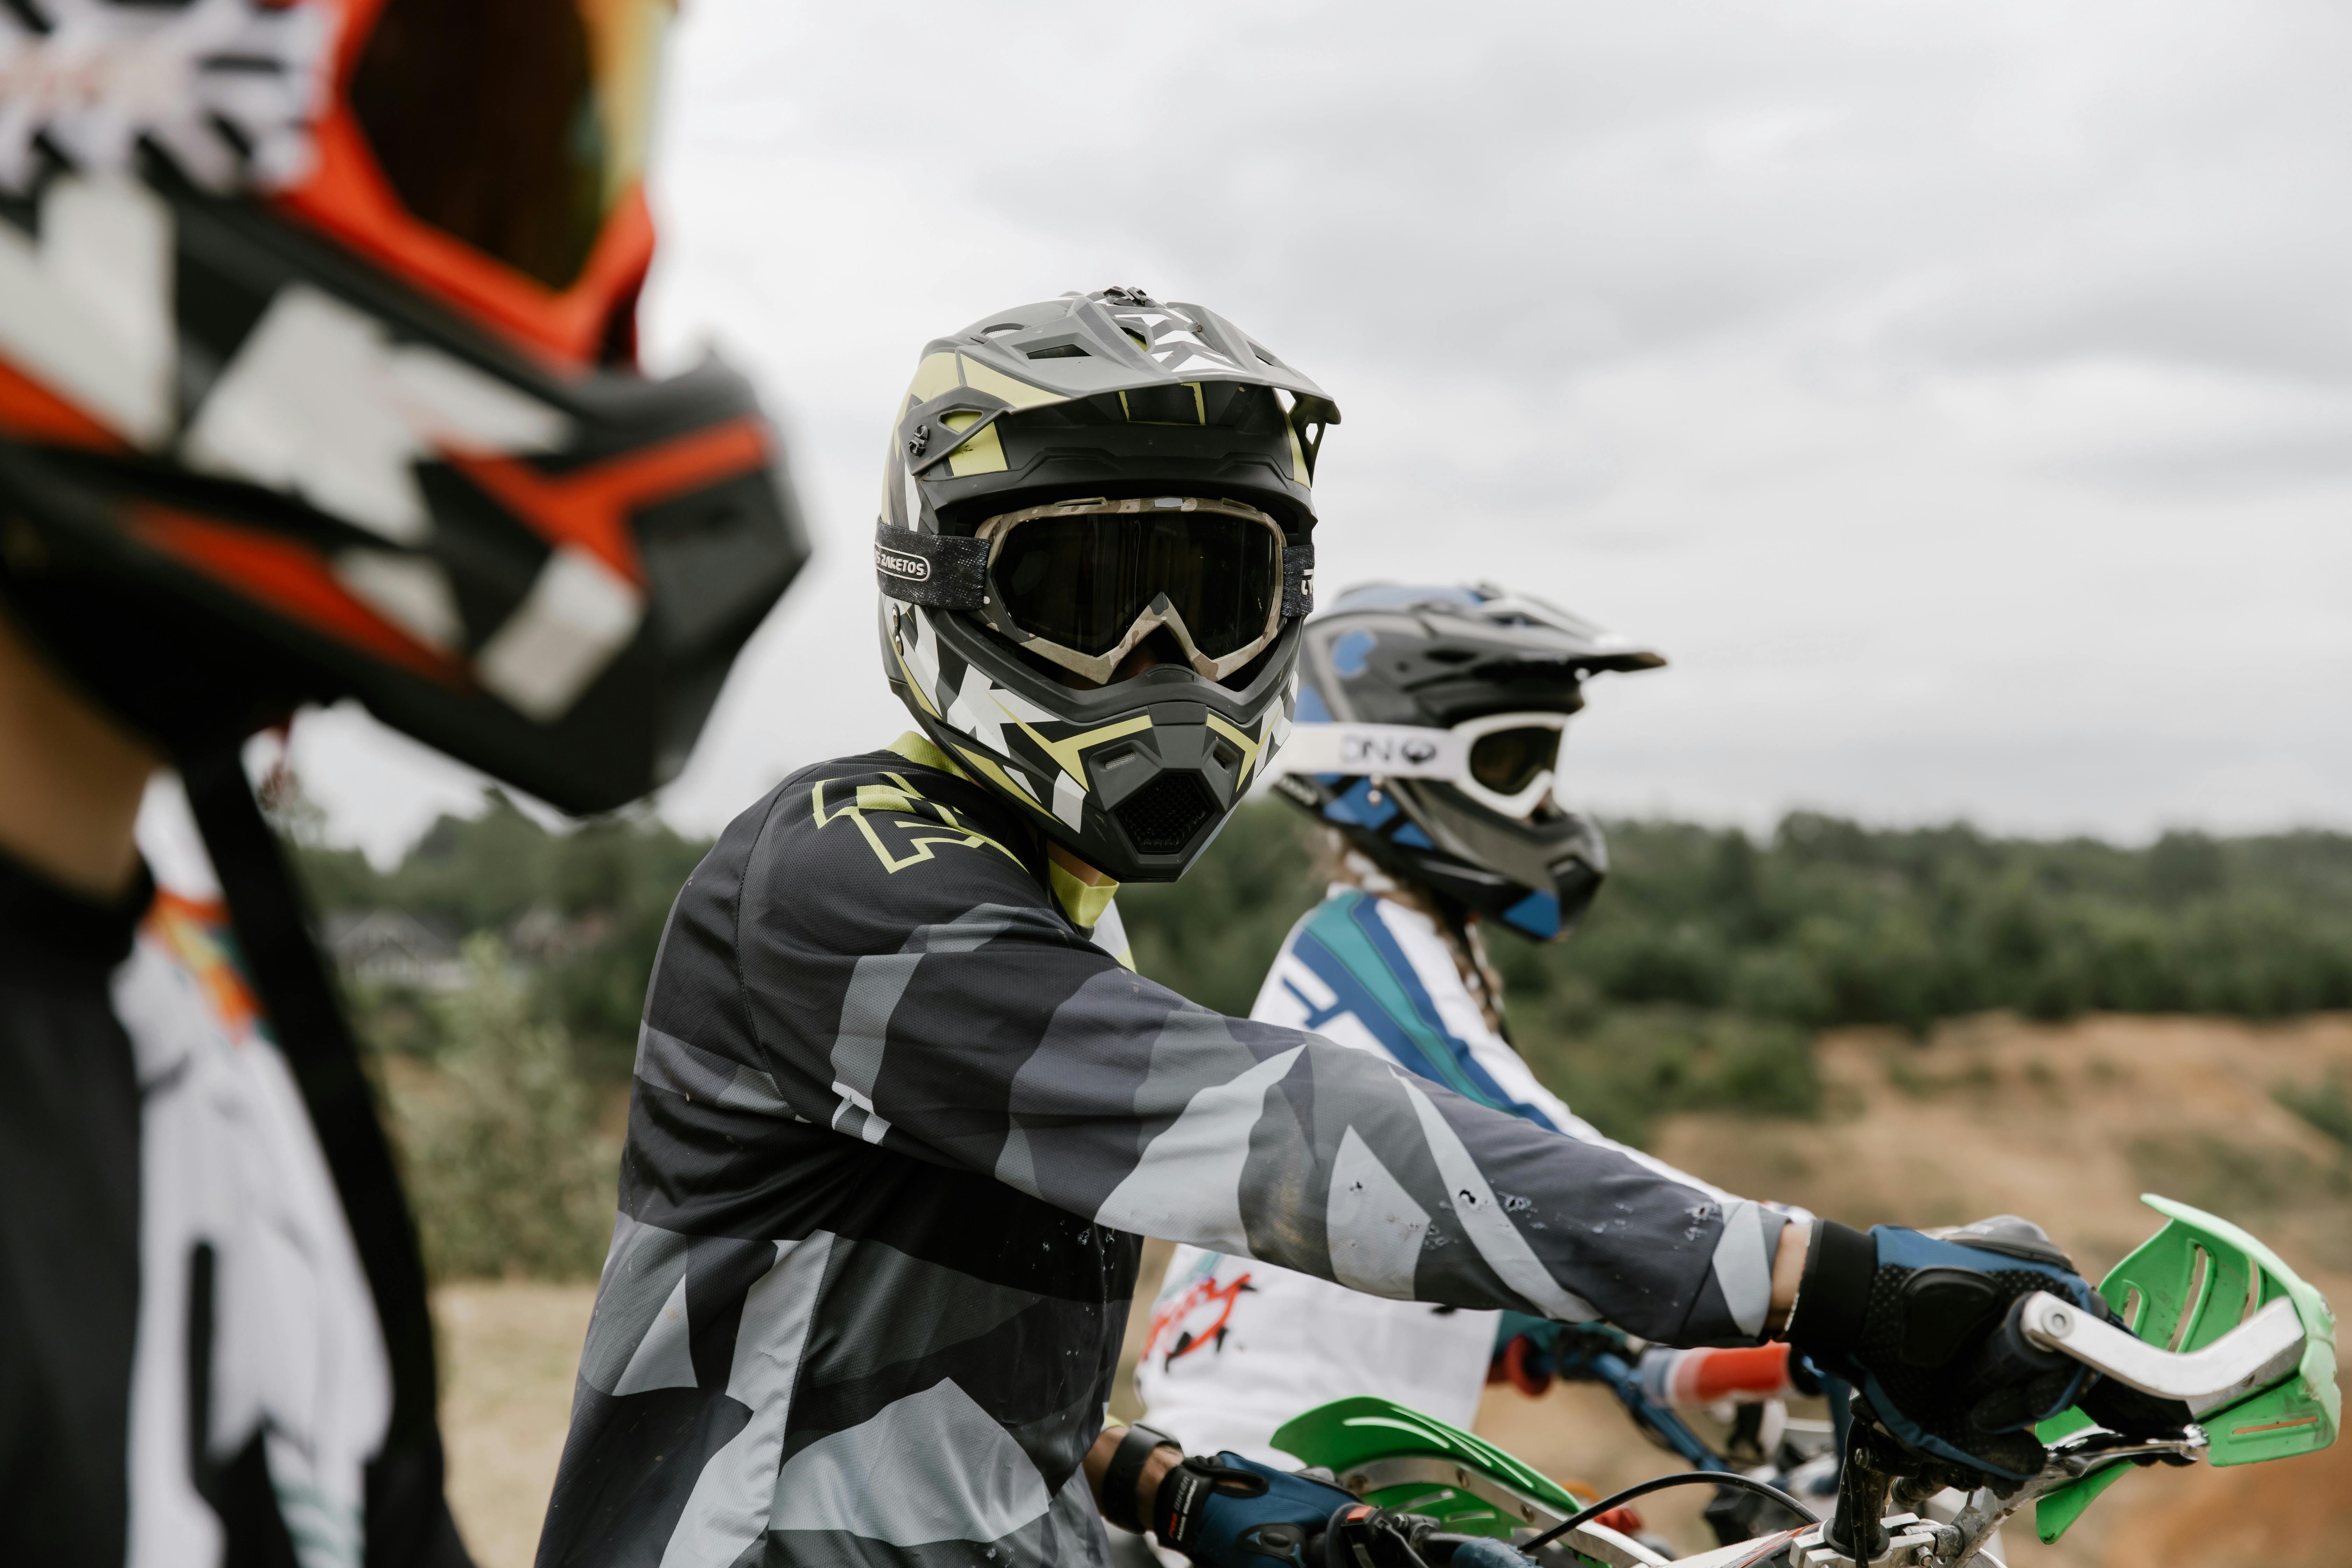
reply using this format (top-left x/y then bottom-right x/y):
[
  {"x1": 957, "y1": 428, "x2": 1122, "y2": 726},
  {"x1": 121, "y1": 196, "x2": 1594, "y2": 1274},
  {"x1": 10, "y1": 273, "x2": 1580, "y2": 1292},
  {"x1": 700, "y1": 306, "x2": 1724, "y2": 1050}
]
[{"x1": 1274, "y1": 712, "x2": 1570, "y2": 819}]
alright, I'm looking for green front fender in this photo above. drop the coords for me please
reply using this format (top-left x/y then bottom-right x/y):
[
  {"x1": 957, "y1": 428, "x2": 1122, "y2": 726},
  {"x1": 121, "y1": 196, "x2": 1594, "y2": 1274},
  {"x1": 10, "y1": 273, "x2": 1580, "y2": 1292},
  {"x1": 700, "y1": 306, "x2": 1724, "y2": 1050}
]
[{"x1": 1269, "y1": 1396, "x2": 1617, "y2": 1563}]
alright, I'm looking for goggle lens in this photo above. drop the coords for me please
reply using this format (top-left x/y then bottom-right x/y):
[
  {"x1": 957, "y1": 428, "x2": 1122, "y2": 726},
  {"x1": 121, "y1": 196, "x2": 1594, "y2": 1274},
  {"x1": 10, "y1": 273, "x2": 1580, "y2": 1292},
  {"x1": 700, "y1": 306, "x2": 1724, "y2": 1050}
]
[
  {"x1": 992, "y1": 512, "x2": 1281, "y2": 660},
  {"x1": 350, "y1": 0, "x2": 672, "y2": 291},
  {"x1": 1467, "y1": 726, "x2": 1560, "y2": 797}
]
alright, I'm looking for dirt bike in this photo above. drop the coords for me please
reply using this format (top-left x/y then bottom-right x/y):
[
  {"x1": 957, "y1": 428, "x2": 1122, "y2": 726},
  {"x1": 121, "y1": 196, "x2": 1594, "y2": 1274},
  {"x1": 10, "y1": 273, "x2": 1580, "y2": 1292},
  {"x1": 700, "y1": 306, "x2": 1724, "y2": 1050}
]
[{"x1": 1267, "y1": 1196, "x2": 2337, "y2": 1567}]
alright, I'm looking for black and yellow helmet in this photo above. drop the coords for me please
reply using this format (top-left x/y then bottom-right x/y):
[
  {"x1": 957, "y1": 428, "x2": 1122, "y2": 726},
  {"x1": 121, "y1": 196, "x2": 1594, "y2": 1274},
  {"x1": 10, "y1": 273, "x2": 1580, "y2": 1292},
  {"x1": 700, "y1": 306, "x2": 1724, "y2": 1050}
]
[{"x1": 875, "y1": 287, "x2": 1339, "y2": 882}]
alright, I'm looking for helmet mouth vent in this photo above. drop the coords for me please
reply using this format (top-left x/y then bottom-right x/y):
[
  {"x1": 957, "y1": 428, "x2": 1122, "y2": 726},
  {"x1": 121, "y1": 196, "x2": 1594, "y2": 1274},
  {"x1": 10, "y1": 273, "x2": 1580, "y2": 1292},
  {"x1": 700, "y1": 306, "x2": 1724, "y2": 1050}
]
[{"x1": 1113, "y1": 773, "x2": 1217, "y2": 856}]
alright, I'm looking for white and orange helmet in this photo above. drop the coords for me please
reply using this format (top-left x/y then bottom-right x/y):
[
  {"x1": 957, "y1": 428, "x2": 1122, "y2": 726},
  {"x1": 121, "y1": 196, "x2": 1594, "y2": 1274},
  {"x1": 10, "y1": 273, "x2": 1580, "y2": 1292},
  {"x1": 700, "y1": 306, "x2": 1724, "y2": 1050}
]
[{"x1": 0, "y1": 0, "x2": 806, "y2": 811}]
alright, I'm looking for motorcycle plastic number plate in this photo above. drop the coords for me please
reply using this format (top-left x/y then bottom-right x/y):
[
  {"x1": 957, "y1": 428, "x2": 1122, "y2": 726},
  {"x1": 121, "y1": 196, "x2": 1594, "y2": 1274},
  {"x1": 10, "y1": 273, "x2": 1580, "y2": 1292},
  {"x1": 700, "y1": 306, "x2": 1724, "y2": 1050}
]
[{"x1": 2033, "y1": 1194, "x2": 2340, "y2": 1544}]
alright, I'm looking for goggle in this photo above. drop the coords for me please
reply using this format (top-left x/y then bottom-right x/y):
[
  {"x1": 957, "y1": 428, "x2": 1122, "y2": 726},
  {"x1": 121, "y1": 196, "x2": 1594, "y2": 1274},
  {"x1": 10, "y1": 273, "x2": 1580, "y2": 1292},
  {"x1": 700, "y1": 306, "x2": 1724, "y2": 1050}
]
[
  {"x1": 1275, "y1": 711, "x2": 1570, "y2": 819},
  {"x1": 285, "y1": 0, "x2": 675, "y2": 364},
  {"x1": 977, "y1": 496, "x2": 1289, "y2": 684}
]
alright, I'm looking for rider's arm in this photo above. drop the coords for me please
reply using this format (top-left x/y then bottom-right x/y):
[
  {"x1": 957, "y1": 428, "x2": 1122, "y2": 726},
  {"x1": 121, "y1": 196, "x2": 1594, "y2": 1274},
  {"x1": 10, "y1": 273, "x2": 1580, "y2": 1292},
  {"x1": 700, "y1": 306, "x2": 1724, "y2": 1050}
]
[
  {"x1": 1771, "y1": 1219, "x2": 1807, "y2": 1331},
  {"x1": 720, "y1": 764, "x2": 1790, "y2": 1347}
]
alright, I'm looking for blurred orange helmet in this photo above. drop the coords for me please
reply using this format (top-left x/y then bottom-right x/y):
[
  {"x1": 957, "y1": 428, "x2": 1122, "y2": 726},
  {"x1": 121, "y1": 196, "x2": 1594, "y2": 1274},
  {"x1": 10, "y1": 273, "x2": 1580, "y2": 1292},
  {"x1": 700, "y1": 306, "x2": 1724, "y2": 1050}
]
[{"x1": 0, "y1": 0, "x2": 807, "y2": 811}]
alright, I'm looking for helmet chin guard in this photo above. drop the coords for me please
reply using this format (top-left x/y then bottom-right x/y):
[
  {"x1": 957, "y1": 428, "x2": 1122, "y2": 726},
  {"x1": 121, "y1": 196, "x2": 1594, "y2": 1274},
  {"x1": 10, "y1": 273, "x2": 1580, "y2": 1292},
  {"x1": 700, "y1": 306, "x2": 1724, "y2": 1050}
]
[
  {"x1": 1267, "y1": 583, "x2": 1665, "y2": 941},
  {"x1": 875, "y1": 288, "x2": 1338, "y2": 882}
]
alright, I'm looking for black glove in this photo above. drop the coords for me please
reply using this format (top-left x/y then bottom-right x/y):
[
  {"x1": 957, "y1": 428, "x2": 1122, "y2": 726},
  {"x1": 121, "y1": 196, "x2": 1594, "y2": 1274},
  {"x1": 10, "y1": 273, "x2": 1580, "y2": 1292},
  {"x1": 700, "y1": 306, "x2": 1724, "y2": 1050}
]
[
  {"x1": 1152, "y1": 1452, "x2": 1357, "y2": 1567},
  {"x1": 1787, "y1": 1215, "x2": 2112, "y2": 1480}
]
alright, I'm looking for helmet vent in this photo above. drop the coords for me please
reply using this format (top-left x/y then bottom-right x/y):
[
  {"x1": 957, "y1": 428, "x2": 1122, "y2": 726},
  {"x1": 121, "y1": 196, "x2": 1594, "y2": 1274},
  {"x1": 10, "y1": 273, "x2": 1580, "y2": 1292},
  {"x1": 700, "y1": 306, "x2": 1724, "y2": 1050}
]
[
  {"x1": 1113, "y1": 774, "x2": 1217, "y2": 855},
  {"x1": 1027, "y1": 344, "x2": 1091, "y2": 359}
]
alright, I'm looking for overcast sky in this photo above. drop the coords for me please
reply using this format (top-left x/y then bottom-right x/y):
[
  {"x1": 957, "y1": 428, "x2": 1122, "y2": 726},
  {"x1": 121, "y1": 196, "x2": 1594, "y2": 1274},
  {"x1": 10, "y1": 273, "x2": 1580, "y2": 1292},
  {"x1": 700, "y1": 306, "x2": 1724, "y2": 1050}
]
[{"x1": 292, "y1": 0, "x2": 2352, "y2": 861}]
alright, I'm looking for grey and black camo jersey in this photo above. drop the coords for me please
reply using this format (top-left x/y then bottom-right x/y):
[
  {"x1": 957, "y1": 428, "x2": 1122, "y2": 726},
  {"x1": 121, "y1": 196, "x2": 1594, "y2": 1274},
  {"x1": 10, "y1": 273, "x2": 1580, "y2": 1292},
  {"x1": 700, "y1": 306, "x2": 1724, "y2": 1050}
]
[{"x1": 536, "y1": 741, "x2": 1786, "y2": 1568}]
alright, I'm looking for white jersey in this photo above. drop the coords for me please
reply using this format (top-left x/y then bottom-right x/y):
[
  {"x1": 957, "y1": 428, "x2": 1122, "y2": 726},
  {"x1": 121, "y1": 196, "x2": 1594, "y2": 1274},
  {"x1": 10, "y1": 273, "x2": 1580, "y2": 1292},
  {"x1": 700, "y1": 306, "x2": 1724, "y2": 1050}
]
[
  {"x1": 128, "y1": 779, "x2": 392, "y2": 1568},
  {"x1": 121, "y1": 888, "x2": 392, "y2": 1568},
  {"x1": 1134, "y1": 887, "x2": 1727, "y2": 1464}
]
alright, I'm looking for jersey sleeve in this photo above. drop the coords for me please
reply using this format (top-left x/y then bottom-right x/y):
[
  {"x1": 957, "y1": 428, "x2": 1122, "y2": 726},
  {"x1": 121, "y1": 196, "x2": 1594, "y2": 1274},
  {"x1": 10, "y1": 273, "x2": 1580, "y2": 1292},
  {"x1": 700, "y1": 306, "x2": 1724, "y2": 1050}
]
[{"x1": 714, "y1": 761, "x2": 1783, "y2": 1346}]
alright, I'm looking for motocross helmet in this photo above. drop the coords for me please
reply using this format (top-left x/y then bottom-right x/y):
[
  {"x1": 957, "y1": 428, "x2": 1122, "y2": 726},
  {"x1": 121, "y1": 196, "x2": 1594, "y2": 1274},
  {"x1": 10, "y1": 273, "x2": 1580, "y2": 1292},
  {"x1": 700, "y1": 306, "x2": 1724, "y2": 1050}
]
[
  {"x1": 0, "y1": 0, "x2": 808, "y2": 813},
  {"x1": 1269, "y1": 583, "x2": 1664, "y2": 941},
  {"x1": 875, "y1": 286, "x2": 1339, "y2": 882}
]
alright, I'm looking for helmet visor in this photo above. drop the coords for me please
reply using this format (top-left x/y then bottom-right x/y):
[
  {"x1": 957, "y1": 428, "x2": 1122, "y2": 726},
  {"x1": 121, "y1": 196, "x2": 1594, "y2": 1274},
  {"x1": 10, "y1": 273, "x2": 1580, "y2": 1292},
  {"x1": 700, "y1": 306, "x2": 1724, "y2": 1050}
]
[
  {"x1": 350, "y1": 0, "x2": 672, "y2": 291},
  {"x1": 979, "y1": 497, "x2": 1286, "y2": 682}
]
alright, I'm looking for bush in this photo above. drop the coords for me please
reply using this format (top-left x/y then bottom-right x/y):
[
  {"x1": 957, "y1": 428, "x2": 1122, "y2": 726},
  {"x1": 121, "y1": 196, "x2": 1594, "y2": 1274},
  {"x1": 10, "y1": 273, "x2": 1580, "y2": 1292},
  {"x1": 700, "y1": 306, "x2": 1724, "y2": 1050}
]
[
  {"x1": 1514, "y1": 1006, "x2": 1819, "y2": 1147},
  {"x1": 1725, "y1": 948, "x2": 1830, "y2": 1027},
  {"x1": 2276, "y1": 1074, "x2": 2352, "y2": 1149},
  {"x1": 387, "y1": 937, "x2": 617, "y2": 1281},
  {"x1": 301, "y1": 791, "x2": 2352, "y2": 1266},
  {"x1": 301, "y1": 789, "x2": 714, "y2": 1074}
]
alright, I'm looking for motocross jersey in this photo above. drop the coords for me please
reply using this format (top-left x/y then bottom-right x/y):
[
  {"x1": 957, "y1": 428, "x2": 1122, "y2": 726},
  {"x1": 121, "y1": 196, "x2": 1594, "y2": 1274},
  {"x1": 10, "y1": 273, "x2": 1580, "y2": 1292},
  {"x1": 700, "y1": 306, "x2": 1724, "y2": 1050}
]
[
  {"x1": 537, "y1": 737, "x2": 1786, "y2": 1568},
  {"x1": 0, "y1": 844, "x2": 405, "y2": 1568},
  {"x1": 1136, "y1": 887, "x2": 1734, "y2": 1464}
]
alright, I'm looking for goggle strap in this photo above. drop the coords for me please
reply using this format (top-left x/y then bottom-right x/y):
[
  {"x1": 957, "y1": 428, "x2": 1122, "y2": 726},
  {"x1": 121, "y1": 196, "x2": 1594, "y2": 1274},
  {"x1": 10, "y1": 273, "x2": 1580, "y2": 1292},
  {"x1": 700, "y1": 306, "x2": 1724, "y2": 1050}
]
[
  {"x1": 1274, "y1": 722, "x2": 1467, "y2": 779},
  {"x1": 875, "y1": 524, "x2": 989, "y2": 610},
  {"x1": 1275, "y1": 717, "x2": 1567, "y2": 818},
  {"x1": 1283, "y1": 541, "x2": 1316, "y2": 618}
]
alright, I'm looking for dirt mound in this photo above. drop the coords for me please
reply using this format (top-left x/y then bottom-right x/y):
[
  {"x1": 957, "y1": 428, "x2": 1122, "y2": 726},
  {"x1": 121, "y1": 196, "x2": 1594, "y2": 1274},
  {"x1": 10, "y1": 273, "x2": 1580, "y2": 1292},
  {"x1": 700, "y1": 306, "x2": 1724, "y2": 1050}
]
[{"x1": 1652, "y1": 1013, "x2": 2352, "y2": 1284}]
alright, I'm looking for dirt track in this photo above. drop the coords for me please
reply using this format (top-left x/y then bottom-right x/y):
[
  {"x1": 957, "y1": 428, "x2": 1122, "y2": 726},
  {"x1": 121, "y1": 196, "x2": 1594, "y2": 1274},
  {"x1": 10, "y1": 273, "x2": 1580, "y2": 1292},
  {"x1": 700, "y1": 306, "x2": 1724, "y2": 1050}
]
[{"x1": 434, "y1": 1013, "x2": 2352, "y2": 1567}]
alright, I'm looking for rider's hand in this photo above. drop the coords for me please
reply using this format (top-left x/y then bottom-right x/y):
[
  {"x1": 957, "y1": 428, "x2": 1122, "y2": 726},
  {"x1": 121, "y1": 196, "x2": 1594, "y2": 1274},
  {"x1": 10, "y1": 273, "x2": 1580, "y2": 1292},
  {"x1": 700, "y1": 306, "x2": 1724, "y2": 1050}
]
[
  {"x1": 1785, "y1": 1214, "x2": 2106, "y2": 1479},
  {"x1": 1152, "y1": 1452, "x2": 1357, "y2": 1567}
]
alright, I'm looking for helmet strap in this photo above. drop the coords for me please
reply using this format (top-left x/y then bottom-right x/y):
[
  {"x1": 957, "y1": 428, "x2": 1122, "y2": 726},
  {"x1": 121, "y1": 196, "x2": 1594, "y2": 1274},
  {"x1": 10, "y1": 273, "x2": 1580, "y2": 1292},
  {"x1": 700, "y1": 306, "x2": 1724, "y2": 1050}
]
[
  {"x1": 874, "y1": 524, "x2": 989, "y2": 610},
  {"x1": 179, "y1": 744, "x2": 462, "y2": 1556}
]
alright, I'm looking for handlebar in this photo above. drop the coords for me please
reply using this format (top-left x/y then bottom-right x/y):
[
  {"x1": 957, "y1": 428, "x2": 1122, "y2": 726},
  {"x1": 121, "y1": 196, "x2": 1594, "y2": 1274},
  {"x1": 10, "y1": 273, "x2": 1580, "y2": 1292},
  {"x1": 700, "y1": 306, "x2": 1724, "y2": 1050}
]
[{"x1": 2011, "y1": 1291, "x2": 2305, "y2": 1416}]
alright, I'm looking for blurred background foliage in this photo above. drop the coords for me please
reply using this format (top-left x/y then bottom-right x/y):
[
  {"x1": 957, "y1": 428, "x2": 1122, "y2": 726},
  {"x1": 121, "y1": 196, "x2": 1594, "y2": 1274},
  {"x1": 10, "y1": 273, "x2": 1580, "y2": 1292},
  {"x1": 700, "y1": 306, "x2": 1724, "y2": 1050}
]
[
  {"x1": 385, "y1": 936, "x2": 620, "y2": 1281},
  {"x1": 297, "y1": 791, "x2": 2352, "y2": 1275},
  {"x1": 303, "y1": 791, "x2": 710, "y2": 1075},
  {"x1": 1123, "y1": 804, "x2": 2352, "y2": 1144}
]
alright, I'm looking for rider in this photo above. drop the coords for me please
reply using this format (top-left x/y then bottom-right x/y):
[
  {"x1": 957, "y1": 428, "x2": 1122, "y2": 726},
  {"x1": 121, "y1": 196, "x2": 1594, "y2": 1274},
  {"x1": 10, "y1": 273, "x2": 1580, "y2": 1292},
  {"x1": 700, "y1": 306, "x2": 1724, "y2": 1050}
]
[
  {"x1": 0, "y1": 4, "x2": 805, "y2": 1564},
  {"x1": 537, "y1": 288, "x2": 2168, "y2": 1568},
  {"x1": 1132, "y1": 581, "x2": 1791, "y2": 1461}
]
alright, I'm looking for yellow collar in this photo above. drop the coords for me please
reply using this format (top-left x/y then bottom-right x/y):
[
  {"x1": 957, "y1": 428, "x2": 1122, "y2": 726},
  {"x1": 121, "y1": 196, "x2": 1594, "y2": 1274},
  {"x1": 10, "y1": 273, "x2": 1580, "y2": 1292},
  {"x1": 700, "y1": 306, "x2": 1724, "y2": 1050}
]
[
  {"x1": 1047, "y1": 858, "x2": 1119, "y2": 931},
  {"x1": 887, "y1": 732, "x2": 1121, "y2": 931},
  {"x1": 887, "y1": 729, "x2": 973, "y2": 782}
]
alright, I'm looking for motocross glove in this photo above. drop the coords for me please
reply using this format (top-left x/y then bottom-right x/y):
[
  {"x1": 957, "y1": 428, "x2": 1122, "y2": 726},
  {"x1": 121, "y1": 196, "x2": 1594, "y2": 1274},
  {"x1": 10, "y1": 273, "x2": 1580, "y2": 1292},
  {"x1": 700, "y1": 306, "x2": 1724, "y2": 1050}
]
[
  {"x1": 1786, "y1": 1214, "x2": 2108, "y2": 1480},
  {"x1": 1320, "y1": 1506, "x2": 1536, "y2": 1568},
  {"x1": 1152, "y1": 1452, "x2": 1358, "y2": 1567}
]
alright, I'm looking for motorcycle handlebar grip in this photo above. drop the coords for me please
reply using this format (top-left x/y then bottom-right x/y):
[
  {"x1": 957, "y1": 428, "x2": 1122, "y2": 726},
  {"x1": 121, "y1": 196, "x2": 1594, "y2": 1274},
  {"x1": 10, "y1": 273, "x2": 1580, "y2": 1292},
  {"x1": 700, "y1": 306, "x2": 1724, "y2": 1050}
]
[{"x1": 1966, "y1": 1295, "x2": 2074, "y2": 1392}]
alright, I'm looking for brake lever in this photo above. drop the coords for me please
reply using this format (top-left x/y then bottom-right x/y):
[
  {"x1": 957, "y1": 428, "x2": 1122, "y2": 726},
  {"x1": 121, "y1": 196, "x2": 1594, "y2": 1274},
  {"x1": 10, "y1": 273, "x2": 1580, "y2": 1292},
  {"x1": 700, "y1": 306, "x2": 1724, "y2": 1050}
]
[
  {"x1": 1936, "y1": 1430, "x2": 2210, "y2": 1567},
  {"x1": 2010, "y1": 1292, "x2": 2304, "y2": 1416}
]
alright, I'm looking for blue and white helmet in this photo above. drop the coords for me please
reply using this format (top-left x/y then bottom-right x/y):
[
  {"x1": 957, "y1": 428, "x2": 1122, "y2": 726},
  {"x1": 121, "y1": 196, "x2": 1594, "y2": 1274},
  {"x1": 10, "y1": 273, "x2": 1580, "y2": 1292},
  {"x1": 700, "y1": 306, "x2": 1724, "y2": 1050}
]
[{"x1": 1268, "y1": 583, "x2": 1664, "y2": 941}]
